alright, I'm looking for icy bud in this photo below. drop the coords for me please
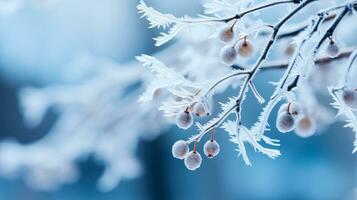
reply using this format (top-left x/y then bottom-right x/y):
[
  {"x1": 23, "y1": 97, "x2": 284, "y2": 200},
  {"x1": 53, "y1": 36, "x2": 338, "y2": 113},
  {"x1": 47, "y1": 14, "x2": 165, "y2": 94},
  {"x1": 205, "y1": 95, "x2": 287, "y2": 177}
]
[
  {"x1": 176, "y1": 111, "x2": 193, "y2": 129},
  {"x1": 219, "y1": 25, "x2": 235, "y2": 43},
  {"x1": 184, "y1": 151, "x2": 202, "y2": 171},
  {"x1": 193, "y1": 102, "x2": 207, "y2": 117},
  {"x1": 172, "y1": 140, "x2": 189, "y2": 159},
  {"x1": 276, "y1": 111, "x2": 295, "y2": 133},
  {"x1": 203, "y1": 140, "x2": 220, "y2": 158},
  {"x1": 237, "y1": 39, "x2": 253, "y2": 57},
  {"x1": 342, "y1": 89, "x2": 357, "y2": 109},
  {"x1": 220, "y1": 45, "x2": 237, "y2": 65},
  {"x1": 326, "y1": 40, "x2": 340, "y2": 58},
  {"x1": 295, "y1": 115, "x2": 316, "y2": 138}
]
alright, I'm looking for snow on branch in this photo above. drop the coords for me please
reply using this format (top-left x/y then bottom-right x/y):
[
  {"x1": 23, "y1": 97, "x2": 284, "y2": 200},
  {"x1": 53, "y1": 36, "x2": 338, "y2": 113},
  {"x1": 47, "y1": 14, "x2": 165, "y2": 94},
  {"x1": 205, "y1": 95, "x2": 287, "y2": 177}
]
[{"x1": 138, "y1": 0, "x2": 357, "y2": 170}]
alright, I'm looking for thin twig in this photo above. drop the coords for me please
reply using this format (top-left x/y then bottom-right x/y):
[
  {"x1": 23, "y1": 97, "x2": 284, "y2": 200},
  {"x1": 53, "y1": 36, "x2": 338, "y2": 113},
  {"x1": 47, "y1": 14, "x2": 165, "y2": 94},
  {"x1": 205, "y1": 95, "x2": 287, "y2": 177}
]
[{"x1": 180, "y1": 0, "x2": 296, "y2": 24}]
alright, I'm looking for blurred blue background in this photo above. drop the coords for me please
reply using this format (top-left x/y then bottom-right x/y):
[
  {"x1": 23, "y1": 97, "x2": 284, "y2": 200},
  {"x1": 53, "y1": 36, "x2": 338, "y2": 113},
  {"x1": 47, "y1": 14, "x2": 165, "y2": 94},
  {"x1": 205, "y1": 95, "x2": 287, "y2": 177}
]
[{"x1": 0, "y1": 0, "x2": 356, "y2": 200}]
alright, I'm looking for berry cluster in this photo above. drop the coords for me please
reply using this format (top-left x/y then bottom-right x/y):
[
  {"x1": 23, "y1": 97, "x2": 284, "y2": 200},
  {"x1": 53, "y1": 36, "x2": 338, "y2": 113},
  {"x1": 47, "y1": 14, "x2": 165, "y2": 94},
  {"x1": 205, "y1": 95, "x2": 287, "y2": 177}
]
[
  {"x1": 172, "y1": 130, "x2": 220, "y2": 170},
  {"x1": 219, "y1": 23, "x2": 254, "y2": 65},
  {"x1": 176, "y1": 101, "x2": 209, "y2": 130},
  {"x1": 276, "y1": 102, "x2": 316, "y2": 138}
]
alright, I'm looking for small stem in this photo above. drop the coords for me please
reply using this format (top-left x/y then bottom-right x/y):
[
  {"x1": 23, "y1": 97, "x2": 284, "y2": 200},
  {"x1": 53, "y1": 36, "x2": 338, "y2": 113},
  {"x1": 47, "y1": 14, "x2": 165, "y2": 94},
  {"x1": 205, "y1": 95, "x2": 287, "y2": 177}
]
[
  {"x1": 287, "y1": 102, "x2": 292, "y2": 114},
  {"x1": 211, "y1": 129, "x2": 215, "y2": 141},
  {"x1": 230, "y1": 19, "x2": 238, "y2": 31},
  {"x1": 193, "y1": 142, "x2": 197, "y2": 153}
]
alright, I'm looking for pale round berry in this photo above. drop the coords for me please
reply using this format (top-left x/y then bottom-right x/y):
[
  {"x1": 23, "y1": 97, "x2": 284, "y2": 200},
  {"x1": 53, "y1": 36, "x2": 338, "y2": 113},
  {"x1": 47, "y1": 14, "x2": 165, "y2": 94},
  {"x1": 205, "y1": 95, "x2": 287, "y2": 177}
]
[
  {"x1": 220, "y1": 45, "x2": 237, "y2": 65},
  {"x1": 295, "y1": 115, "x2": 316, "y2": 138},
  {"x1": 176, "y1": 111, "x2": 193, "y2": 129},
  {"x1": 172, "y1": 140, "x2": 189, "y2": 159},
  {"x1": 203, "y1": 140, "x2": 220, "y2": 158},
  {"x1": 184, "y1": 151, "x2": 202, "y2": 171},
  {"x1": 276, "y1": 111, "x2": 295, "y2": 133},
  {"x1": 288, "y1": 102, "x2": 303, "y2": 117},
  {"x1": 219, "y1": 26, "x2": 234, "y2": 43},
  {"x1": 326, "y1": 41, "x2": 340, "y2": 58},
  {"x1": 193, "y1": 102, "x2": 207, "y2": 117},
  {"x1": 342, "y1": 89, "x2": 357, "y2": 109},
  {"x1": 237, "y1": 39, "x2": 253, "y2": 57}
]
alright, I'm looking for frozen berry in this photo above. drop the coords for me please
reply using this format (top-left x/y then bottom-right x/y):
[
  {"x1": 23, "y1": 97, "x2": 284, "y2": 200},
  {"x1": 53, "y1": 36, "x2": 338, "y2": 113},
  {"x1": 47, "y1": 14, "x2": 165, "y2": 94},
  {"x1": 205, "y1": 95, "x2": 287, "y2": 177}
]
[
  {"x1": 219, "y1": 26, "x2": 234, "y2": 43},
  {"x1": 220, "y1": 45, "x2": 237, "y2": 65},
  {"x1": 326, "y1": 41, "x2": 340, "y2": 58},
  {"x1": 203, "y1": 140, "x2": 220, "y2": 158},
  {"x1": 172, "y1": 140, "x2": 189, "y2": 159},
  {"x1": 176, "y1": 111, "x2": 193, "y2": 129},
  {"x1": 276, "y1": 111, "x2": 295, "y2": 133},
  {"x1": 295, "y1": 115, "x2": 316, "y2": 138},
  {"x1": 184, "y1": 151, "x2": 202, "y2": 171},
  {"x1": 237, "y1": 39, "x2": 253, "y2": 57},
  {"x1": 193, "y1": 102, "x2": 207, "y2": 117}
]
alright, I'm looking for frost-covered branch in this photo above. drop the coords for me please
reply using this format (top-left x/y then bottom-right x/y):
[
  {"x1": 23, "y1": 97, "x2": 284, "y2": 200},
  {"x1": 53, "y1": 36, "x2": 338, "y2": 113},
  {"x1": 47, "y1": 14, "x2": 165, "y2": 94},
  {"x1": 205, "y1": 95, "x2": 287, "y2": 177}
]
[{"x1": 139, "y1": 0, "x2": 357, "y2": 169}]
